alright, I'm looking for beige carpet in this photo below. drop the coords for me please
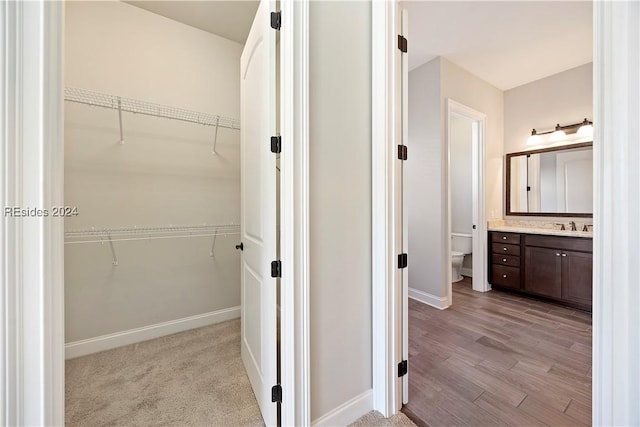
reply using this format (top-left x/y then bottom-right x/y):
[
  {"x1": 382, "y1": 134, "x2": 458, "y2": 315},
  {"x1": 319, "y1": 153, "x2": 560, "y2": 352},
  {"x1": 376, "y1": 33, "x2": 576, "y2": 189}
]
[
  {"x1": 349, "y1": 411, "x2": 416, "y2": 427},
  {"x1": 66, "y1": 319, "x2": 264, "y2": 426},
  {"x1": 67, "y1": 319, "x2": 416, "y2": 427}
]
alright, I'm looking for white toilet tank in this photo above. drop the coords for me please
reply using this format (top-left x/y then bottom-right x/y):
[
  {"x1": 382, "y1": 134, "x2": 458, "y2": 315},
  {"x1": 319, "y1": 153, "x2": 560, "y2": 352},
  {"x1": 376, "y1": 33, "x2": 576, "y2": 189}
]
[{"x1": 451, "y1": 232, "x2": 472, "y2": 254}]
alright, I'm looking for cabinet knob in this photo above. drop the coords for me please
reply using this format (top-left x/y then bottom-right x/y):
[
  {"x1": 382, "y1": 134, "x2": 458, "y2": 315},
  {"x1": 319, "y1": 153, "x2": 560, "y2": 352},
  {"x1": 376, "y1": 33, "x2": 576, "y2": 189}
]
[
  {"x1": 502, "y1": 274, "x2": 507, "y2": 278},
  {"x1": 503, "y1": 247, "x2": 508, "y2": 251},
  {"x1": 562, "y1": 253, "x2": 567, "y2": 257},
  {"x1": 556, "y1": 253, "x2": 561, "y2": 256},
  {"x1": 502, "y1": 236, "x2": 507, "y2": 240},
  {"x1": 502, "y1": 258, "x2": 507, "y2": 262}
]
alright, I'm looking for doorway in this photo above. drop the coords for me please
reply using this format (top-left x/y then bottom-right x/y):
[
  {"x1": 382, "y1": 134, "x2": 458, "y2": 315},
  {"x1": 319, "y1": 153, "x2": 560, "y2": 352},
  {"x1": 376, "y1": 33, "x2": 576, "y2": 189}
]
[
  {"x1": 446, "y1": 99, "x2": 488, "y2": 304},
  {"x1": 62, "y1": 0, "x2": 280, "y2": 425},
  {"x1": 372, "y1": 0, "x2": 602, "y2": 424}
]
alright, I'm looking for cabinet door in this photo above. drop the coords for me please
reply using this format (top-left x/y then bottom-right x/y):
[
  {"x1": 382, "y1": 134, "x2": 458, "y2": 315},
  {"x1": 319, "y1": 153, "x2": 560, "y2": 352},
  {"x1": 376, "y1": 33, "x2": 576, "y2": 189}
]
[
  {"x1": 524, "y1": 247, "x2": 562, "y2": 298},
  {"x1": 562, "y1": 250, "x2": 593, "y2": 306}
]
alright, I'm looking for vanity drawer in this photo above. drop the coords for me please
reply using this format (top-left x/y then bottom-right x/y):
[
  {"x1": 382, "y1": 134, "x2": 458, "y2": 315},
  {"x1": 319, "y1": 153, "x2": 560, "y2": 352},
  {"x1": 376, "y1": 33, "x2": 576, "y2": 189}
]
[
  {"x1": 491, "y1": 232, "x2": 521, "y2": 245},
  {"x1": 524, "y1": 234, "x2": 592, "y2": 253},
  {"x1": 491, "y1": 242, "x2": 521, "y2": 256},
  {"x1": 492, "y1": 253, "x2": 520, "y2": 267},
  {"x1": 491, "y1": 264, "x2": 521, "y2": 289}
]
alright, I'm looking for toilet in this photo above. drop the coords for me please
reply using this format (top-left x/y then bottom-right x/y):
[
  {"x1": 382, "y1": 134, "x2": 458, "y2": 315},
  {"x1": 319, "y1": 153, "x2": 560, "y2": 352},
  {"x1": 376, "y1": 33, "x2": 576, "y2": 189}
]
[{"x1": 451, "y1": 233, "x2": 472, "y2": 283}]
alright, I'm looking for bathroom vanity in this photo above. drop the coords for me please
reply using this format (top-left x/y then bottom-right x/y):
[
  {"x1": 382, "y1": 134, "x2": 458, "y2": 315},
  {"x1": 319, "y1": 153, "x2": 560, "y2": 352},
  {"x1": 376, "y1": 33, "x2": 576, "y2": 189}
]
[
  {"x1": 496, "y1": 141, "x2": 594, "y2": 311},
  {"x1": 489, "y1": 230, "x2": 592, "y2": 312}
]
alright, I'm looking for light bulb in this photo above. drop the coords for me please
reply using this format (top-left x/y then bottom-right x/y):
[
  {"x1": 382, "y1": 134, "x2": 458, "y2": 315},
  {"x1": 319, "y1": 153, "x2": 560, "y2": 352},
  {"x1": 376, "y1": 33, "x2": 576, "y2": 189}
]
[
  {"x1": 549, "y1": 124, "x2": 566, "y2": 142},
  {"x1": 527, "y1": 129, "x2": 543, "y2": 145},
  {"x1": 577, "y1": 118, "x2": 593, "y2": 137}
]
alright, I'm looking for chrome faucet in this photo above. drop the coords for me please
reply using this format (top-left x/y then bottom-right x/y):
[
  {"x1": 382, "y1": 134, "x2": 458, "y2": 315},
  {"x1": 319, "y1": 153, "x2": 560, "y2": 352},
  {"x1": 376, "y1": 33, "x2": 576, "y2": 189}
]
[{"x1": 569, "y1": 221, "x2": 577, "y2": 231}]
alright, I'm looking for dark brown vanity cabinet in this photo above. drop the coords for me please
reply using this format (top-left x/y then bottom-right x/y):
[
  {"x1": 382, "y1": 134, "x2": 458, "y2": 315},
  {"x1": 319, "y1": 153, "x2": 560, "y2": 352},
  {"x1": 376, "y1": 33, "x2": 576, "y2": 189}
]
[
  {"x1": 490, "y1": 232, "x2": 522, "y2": 290},
  {"x1": 489, "y1": 231, "x2": 592, "y2": 311}
]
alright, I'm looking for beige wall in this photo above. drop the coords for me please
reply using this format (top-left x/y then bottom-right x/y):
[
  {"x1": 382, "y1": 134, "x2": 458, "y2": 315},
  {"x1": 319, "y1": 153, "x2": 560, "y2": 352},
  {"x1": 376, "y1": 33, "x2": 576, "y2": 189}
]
[
  {"x1": 407, "y1": 58, "x2": 444, "y2": 297},
  {"x1": 450, "y1": 115, "x2": 473, "y2": 235},
  {"x1": 408, "y1": 57, "x2": 504, "y2": 298},
  {"x1": 504, "y1": 63, "x2": 593, "y2": 154},
  {"x1": 504, "y1": 63, "x2": 593, "y2": 222},
  {"x1": 309, "y1": 0, "x2": 373, "y2": 420},
  {"x1": 64, "y1": 1, "x2": 243, "y2": 342}
]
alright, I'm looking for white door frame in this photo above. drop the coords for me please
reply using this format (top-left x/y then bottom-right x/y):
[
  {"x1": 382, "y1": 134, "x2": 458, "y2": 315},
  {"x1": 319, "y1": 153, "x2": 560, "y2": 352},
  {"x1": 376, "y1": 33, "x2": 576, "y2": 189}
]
[
  {"x1": 1, "y1": 0, "x2": 310, "y2": 425},
  {"x1": 592, "y1": 1, "x2": 640, "y2": 425},
  {"x1": 445, "y1": 99, "x2": 488, "y2": 303},
  {"x1": 371, "y1": 0, "x2": 403, "y2": 417},
  {"x1": 1, "y1": 1, "x2": 65, "y2": 425},
  {"x1": 371, "y1": 0, "x2": 640, "y2": 424},
  {"x1": 279, "y1": 0, "x2": 311, "y2": 425}
]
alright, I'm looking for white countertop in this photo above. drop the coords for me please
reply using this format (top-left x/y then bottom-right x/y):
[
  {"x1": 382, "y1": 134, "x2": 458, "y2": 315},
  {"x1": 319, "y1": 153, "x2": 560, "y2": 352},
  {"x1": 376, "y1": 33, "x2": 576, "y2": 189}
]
[{"x1": 488, "y1": 225, "x2": 593, "y2": 238}]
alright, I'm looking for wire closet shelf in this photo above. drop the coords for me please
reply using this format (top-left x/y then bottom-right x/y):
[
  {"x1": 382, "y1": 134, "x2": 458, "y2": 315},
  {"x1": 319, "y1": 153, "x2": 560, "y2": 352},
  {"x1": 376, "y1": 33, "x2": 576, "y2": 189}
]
[
  {"x1": 64, "y1": 224, "x2": 240, "y2": 245},
  {"x1": 64, "y1": 87, "x2": 241, "y2": 130}
]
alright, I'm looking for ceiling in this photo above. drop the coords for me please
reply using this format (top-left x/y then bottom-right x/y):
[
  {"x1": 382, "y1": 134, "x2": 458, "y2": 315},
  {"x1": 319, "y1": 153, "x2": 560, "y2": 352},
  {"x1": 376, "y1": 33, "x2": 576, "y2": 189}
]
[
  {"x1": 403, "y1": 1, "x2": 593, "y2": 90},
  {"x1": 125, "y1": 1, "x2": 259, "y2": 44}
]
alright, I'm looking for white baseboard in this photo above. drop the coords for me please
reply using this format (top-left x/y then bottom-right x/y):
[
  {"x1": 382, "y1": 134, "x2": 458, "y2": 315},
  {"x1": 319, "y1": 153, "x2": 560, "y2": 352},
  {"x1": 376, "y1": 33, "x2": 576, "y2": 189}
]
[
  {"x1": 311, "y1": 389, "x2": 373, "y2": 426},
  {"x1": 461, "y1": 267, "x2": 473, "y2": 277},
  {"x1": 65, "y1": 306, "x2": 240, "y2": 359},
  {"x1": 409, "y1": 287, "x2": 451, "y2": 310}
]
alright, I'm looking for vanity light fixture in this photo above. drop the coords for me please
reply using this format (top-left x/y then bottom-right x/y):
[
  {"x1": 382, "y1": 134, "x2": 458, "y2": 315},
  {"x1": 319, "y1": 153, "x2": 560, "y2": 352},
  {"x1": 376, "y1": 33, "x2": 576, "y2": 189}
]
[{"x1": 526, "y1": 118, "x2": 593, "y2": 145}]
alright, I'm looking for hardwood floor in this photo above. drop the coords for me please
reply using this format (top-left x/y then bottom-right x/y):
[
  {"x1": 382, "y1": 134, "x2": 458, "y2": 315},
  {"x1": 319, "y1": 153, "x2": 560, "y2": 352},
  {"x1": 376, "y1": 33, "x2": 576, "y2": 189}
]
[{"x1": 402, "y1": 277, "x2": 592, "y2": 427}]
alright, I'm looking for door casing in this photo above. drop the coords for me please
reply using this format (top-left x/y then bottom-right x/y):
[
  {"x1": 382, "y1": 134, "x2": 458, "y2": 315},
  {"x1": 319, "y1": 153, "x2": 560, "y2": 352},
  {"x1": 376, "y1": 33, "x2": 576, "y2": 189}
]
[{"x1": 445, "y1": 99, "x2": 489, "y2": 305}]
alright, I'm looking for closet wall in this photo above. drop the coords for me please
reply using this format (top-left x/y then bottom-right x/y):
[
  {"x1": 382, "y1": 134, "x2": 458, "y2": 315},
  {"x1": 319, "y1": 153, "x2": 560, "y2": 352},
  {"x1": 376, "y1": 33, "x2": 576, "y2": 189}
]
[{"x1": 64, "y1": 2, "x2": 242, "y2": 349}]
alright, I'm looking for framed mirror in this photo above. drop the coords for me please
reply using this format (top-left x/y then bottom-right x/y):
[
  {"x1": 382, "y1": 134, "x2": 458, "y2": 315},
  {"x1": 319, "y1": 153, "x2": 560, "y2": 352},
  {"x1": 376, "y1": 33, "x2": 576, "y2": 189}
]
[{"x1": 506, "y1": 142, "x2": 593, "y2": 217}]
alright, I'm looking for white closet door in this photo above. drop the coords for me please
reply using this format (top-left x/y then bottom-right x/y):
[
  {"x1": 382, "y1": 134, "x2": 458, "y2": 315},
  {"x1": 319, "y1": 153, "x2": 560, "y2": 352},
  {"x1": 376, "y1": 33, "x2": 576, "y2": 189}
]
[{"x1": 240, "y1": 0, "x2": 277, "y2": 425}]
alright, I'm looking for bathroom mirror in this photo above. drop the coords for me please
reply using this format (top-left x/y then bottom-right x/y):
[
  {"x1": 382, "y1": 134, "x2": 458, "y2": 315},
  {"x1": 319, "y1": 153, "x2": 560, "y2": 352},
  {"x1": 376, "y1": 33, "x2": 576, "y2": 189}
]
[{"x1": 506, "y1": 142, "x2": 593, "y2": 217}]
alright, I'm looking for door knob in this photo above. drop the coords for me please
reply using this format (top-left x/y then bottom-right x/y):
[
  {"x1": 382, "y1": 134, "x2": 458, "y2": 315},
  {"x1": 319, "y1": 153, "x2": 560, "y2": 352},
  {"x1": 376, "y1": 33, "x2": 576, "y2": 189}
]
[{"x1": 236, "y1": 242, "x2": 244, "y2": 251}]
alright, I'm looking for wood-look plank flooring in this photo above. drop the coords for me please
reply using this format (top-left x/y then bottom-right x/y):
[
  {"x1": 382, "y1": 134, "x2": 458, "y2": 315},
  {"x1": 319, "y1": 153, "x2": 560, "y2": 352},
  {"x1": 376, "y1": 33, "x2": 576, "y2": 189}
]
[{"x1": 402, "y1": 278, "x2": 592, "y2": 427}]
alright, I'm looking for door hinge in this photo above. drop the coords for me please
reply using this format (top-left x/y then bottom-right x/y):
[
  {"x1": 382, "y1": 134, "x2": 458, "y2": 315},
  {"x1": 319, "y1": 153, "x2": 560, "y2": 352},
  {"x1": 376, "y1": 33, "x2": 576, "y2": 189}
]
[
  {"x1": 271, "y1": 260, "x2": 282, "y2": 278},
  {"x1": 398, "y1": 253, "x2": 408, "y2": 269},
  {"x1": 271, "y1": 136, "x2": 282, "y2": 154},
  {"x1": 398, "y1": 360, "x2": 408, "y2": 377},
  {"x1": 271, "y1": 11, "x2": 281, "y2": 30},
  {"x1": 398, "y1": 145, "x2": 408, "y2": 160},
  {"x1": 271, "y1": 384, "x2": 282, "y2": 403},
  {"x1": 398, "y1": 35, "x2": 408, "y2": 53}
]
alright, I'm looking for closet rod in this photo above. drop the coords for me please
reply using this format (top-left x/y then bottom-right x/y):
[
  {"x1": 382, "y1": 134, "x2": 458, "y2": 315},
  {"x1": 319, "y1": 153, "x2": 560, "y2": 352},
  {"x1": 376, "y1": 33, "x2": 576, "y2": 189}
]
[{"x1": 64, "y1": 87, "x2": 241, "y2": 130}]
